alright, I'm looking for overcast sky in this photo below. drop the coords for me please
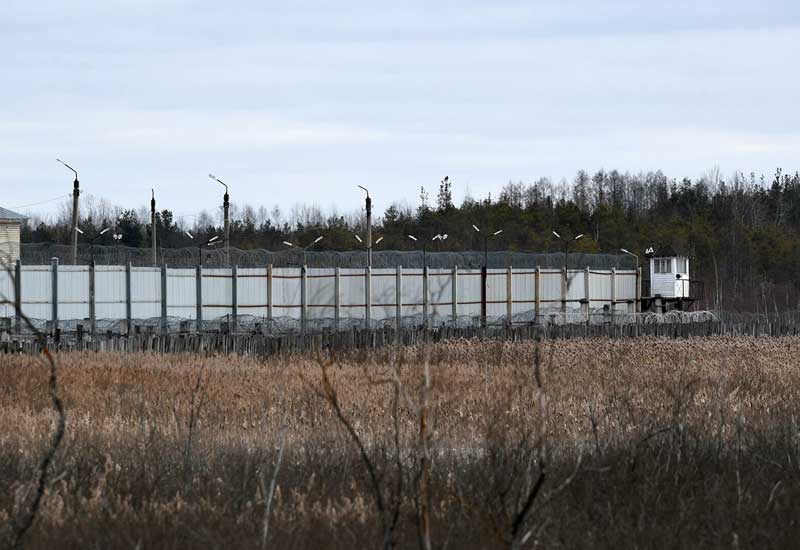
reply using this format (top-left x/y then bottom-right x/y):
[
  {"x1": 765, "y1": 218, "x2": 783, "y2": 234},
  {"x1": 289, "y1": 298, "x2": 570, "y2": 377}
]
[{"x1": 3, "y1": 0, "x2": 799, "y2": 221}]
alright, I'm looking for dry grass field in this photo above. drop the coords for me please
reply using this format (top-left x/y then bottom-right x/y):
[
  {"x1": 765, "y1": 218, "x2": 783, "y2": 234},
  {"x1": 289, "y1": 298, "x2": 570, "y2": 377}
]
[{"x1": 2, "y1": 337, "x2": 800, "y2": 549}]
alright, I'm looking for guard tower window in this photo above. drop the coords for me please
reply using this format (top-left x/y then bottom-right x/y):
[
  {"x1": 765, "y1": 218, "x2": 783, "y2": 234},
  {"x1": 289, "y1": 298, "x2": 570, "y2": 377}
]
[
  {"x1": 654, "y1": 258, "x2": 672, "y2": 274},
  {"x1": 676, "y1": 258, "x2": 687, "y2": 274}
]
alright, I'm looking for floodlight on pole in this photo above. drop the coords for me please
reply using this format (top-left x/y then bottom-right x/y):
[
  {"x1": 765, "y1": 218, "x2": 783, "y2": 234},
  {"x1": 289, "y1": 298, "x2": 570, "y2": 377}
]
[
  {"x1": 58, "y1": 158, "x2": 80, "y2": 264},
  {"x1": 472, "y1": 223, "x2": 504, "y2": 327},
  {"x1": 620, "y1": 248, "x2": 639, "y2": 268},
  {"x1": 358, "y1": 185, "x2": 373, "y2": 268},
  {"x1": 209, "y1": 173, "x2": 231, "y2": 266}
]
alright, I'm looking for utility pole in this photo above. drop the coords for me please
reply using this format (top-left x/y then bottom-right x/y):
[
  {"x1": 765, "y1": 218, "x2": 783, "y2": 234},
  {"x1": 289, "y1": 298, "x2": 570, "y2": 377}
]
[
  {"x1": 472, "y1": 225, "x2": 503, "y2": 328},
  {"x1": 57, "y1": 159, "x2": 79, "y2": 264},
  {"x1": 359, "y1": 186, "x2": 372, "y2": 268},
  {"x1": 151, "y1": 189, "x2": 157, "y2": 266},
  {"x1": 209, "y1": 174, "x2": 230, "y2": 267}
]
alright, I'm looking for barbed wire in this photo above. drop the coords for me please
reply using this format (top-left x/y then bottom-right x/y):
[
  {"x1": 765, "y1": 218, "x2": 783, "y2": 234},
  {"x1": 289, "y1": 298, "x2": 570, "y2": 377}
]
[{"x1": 21, "y1": 243, "x2": 637, "y2": 270}]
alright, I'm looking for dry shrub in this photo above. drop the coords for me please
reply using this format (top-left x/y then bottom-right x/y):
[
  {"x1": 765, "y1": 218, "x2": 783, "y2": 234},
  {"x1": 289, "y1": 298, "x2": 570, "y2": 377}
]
[{"x1": 1, "y1": 336, "x2": 799, "y2": 548}]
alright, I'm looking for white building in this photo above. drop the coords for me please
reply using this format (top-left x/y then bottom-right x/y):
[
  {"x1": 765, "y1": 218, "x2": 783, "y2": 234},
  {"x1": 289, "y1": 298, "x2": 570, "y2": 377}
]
[
  {"x1": 0, "y1": 207, "x2": 27, "y2": 266},
  {"x1": 646, "y1": 245, "x2": 691, "y2": 299}
]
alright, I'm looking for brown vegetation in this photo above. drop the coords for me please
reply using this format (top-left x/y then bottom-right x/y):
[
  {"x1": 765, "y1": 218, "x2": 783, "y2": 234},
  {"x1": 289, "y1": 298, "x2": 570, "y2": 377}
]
[{"x1": 2, "y1": 337, "x2": 800, "y2": 548}]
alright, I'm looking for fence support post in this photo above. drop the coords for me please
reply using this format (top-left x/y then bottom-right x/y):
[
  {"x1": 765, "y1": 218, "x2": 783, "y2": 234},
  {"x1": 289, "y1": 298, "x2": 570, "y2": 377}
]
[
  {"x1": 611, "y1": 267, "x2": 616, "y2": 324},
  {"x1": 125, "y1": 262, "x2": 132, "y2": 335},
  {"x1": 51, "y1": 257, "x2": 58, "y2": 336},
  {"x1": 583, "y1": 266, "x2": 590, "y2": 322},
  {"x1": 334, "y1": 267, "x2": 340, "y2": 331},
  {"x1": 534, "y1": 266, "x2": 540, "y2": 324},
  {"x1": 636, "y1": 267, "x2": 642, "y2": 313},
  {"x1": 89, "y1": 260, "x2": 96, "y2": 337},
  {"x1": 231, "y1": 264, "x2": 238, "y2": 333},
  {"x1": 561, "y1": 266, "x2": 568, "y2": 318},
  {"x1": 452, "y1": 266, "x2": 458, "y2": 325},
  {"x1": 423, "y1": 266, "x2": 429, "y2": 330},
  {"x1": 160, "y1": 263, "x2": 167, "y2": 334},
  {"x1": 196, "y1": 265, "x2": 203, "y2": 331},
  {"x1": 14, "y1": 259, "x2": 21, "y2": 334},
  {"x1": 480, "y1": 265, "x2": 487, "y2": 328},
  {"x1": 506, "y1": 266, "x2": 513, "y2": 327},
  {"x1": 396, "y1": 266, "x2": 403, "y2": 336},
  {"x1": 365, "y1": 266, "x2": 372, "y2": 330},
  {"x1": 301, "y1": 265, "x2": 307, "y2": 334},
  {"x1": 267, "y1": 264, "x2": 273, "y2": 322}
]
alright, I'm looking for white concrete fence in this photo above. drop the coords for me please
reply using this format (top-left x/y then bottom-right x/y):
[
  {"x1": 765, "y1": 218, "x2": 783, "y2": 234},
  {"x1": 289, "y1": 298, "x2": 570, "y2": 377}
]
[{"x1": 0, "y1": 260, "x2": 642, "y2": 332}]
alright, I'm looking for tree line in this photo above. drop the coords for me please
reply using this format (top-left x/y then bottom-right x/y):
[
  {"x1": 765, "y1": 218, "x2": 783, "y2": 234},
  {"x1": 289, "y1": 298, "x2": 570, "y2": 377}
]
[{"x1": 20, "y1": 167, "x2": 800, "y2": 312}]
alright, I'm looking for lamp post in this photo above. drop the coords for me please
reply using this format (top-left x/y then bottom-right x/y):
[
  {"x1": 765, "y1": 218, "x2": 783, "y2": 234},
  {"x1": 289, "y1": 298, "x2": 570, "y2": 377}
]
[
  {"x1": 357, "y1": 186, "x2": 372, "y2": 268},
  {"x1": 57, "y1": 158, "x2": 79, "y2": 265},
  {"x1": 283, "y1": 235, "x2": 324, "y2": 267},
  {"x1": 186, "y1": 232, "x2": 220, "y2": 267},
  {"x1": 620, "y1": 248, "x2": 639, "y2": 269},
  {"x1": 472, "y1": 224, "x2": 503, "y2": 327},
  {"x1": 552, "y1": 230, "x2": 584, "y2": 271},
  {"x1": 355, "y1": 233, "x2": 383, "y2": 267},
  {"x1": 407, "y1": 233, "x2": 446, "y2": 269},
  {"x1": 150, "y1": 190, "x2": 158, "y2": 266},
  {"x1": 209, "y1": 174, "x2": 230, "y2": 267},
  {"x1": 473, "y1": 225, "x2": 503, "y2": 270},
  {"x1": 77, "y1": 226, "x2": 110, "y2": 265},
  {"x1": 552, "y1": 231, "x2": 584, "y2": 317}
]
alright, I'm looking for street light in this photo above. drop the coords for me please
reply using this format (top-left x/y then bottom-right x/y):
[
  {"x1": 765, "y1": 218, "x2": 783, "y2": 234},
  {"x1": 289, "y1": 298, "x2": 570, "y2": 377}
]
[
  {"x1": 473, "y1": 224, "x2": 503, "y2": 269},
  {"x1": 78, "y1": 226, "x2": 111, "y2": 264},
  {"x1": 57, "y1": 158, "x2": 80, "y2": 264},
  {"x1": 186, "y1": 232, "x2": 220, "y2": 267},
  {"x1": 209, "y1": 173, "x2": 231, "y2": 266},
  {"x1": 552, "y1": 230, "x2": 584, "y2": 316},
  {"x1": 552, "y1": 231, "x2": 584, "y2": 271},
  {"x1": 472, "y1": 224, "x2": 504, "y2": 327},
  {"x1": 357, "y1": 185, "x2": 373, "y2": 268},
  {"x1": 620, "y1": 248, "x2": 639, "y2": 269},
  {"x1": 407, "y1": 233, "x2": 446, "y2": 269},
  {"x1": 283, "y1": 235, "x2": 324, "y2": 266}
]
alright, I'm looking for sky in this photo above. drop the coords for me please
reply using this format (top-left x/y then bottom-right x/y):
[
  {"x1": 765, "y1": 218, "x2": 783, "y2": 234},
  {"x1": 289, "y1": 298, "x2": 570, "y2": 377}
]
[{"x1": 2, "y1": 0, "x2": 799, "y2": 222}]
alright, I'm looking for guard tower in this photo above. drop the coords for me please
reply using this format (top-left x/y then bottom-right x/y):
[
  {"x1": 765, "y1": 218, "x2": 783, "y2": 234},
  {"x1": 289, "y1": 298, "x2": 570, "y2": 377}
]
[{"x1": 642, "y1": 245, "x2": 702, "y2": 311}]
